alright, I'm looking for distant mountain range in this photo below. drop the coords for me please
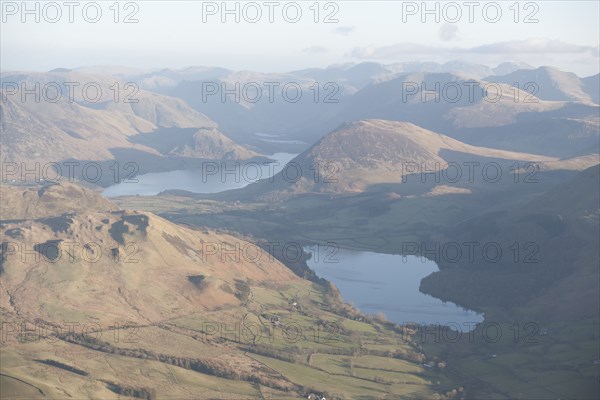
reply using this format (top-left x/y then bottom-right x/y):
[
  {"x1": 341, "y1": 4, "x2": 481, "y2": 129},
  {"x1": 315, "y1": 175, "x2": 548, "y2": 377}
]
[
  {"x1": 330, "y1": 68, "x2": 599, "y2": 158},
  {"x1": 2, "y1": 63, "x2": 598, "y2": 174},
  {"x1": 139, "y1": 64, "x2": 599, "y2": 158},
  {"x1": 484, "y1": 66, "x2": 599, "y2": 103},
  {"x1": 74, "y1": 61, "x2": 536, "y2": 91}
]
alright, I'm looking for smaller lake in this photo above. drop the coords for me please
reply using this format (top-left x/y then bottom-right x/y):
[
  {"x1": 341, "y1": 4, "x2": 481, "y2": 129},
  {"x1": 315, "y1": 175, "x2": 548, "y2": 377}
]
[
  {"x1": 254, "y1": 132, "x2": 306, "y2": 145},
  {"x1": 103, "y1": 153, "x2": 296, "y2": 197},
  {"x1": 305, "y1": 247, "x2": 483, "y2": 331}
]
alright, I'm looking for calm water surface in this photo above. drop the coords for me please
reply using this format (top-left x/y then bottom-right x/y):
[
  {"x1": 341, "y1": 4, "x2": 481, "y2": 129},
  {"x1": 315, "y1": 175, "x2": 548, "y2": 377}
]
[
  {"x1": 305, "y1": 247, "x2": 483, "y2": 330},
  {"x1": 103, "y1": 152, "x2": 296, "y2": 197}
]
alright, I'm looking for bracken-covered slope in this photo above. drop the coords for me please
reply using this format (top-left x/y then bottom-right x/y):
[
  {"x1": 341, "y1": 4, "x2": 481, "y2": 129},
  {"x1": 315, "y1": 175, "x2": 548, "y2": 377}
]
[{"x1": 0, "y1": 183, "x2": 442, "y2": 399}]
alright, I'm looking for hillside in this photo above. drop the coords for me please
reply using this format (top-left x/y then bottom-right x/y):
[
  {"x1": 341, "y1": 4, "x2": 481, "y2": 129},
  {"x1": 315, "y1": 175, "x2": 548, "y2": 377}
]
[
  {"x1": 226, "y1": 119, "x2": 560, "y2": 199},
  {"x1": 0, "y1": 209, "x2": 300, "y2": 324},
  {"x1": 128, "y1": 126, "x2": 261, "y2": 160},
  {"x1": 0, "y1": 71, "x2": 261, "y2": 165},
  {"x1": 582, "y1": 73, "x2": 600, "y2": 104},
  {"x1": 421, "y1": 163, "x2": 600, "y2": 319},
  {"x1": 417, "y1": 164, "x2": 600, "y2": 398},
  {"x1": 0, "y1": 183, "x2": 444, "y2": 399}
]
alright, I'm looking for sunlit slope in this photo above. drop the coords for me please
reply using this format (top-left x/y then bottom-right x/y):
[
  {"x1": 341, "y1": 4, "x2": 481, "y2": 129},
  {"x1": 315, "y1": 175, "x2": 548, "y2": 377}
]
[{"x1": 0, "y1": 184, "x2": 443, "y2": 399}]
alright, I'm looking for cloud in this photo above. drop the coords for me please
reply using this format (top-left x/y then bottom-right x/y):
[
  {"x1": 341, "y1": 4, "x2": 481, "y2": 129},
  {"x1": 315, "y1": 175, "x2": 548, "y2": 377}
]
[
  {"x1": 349, "y1": 43, "x2": 446, "y2": 59},
  {"x1": 333, "y1": 26, "x2": 355, "y2": 36},
  {"x1": 471, "y1": 38, "x2": 599, "y2": 56},
  {"x1": 303, "y1": 46, "x2": 328, "y2": 54},
  {"x1": 439, "y1": 24, "x2": 459, "y2": 41},
  {"x1": 349, "y1": 38, "x2": 599, "y2": 59}
]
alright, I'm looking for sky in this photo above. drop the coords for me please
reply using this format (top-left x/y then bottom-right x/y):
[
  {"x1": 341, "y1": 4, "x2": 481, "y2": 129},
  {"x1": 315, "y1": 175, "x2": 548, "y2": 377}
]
[{"x1": 1, "y1": 1, "x2": 599, "y2": 76}]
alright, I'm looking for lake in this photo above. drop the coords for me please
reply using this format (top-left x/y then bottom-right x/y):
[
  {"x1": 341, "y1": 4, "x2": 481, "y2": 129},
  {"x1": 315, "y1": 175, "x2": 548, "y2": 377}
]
[
  {"x1": 103, "y1": 152, "x2": 296, "y2": 197},
  {"x1": 305, "y1": 246, "x2": 483, "y2": 330}
]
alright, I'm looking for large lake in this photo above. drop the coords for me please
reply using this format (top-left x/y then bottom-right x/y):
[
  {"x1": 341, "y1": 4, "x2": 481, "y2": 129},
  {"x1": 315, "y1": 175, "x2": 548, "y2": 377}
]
[
  {"x1": 305, "y1": 247, "x2": 483, "y2": 330},
  {"x1": 103, "y1": 152, "x2": 296, "y2": 197}
]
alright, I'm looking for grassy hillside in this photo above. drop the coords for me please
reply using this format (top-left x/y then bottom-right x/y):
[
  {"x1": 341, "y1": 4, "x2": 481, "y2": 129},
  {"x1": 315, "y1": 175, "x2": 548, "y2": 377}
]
[{"x1": 0, "y1": 183, "x2": 456, "y2": 399}]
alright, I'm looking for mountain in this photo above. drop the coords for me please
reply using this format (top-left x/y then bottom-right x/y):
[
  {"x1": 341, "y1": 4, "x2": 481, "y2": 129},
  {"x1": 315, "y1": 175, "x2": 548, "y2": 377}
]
[
  {"x1": 439, "y1": 61, "x2": 494, "y2": 78},
  {"x1": 484, "y1": 66, "x2": 597, "y2": 103},
  {"x1": 0, "y1": 210, "x2": 300, "y2": 326},
  {"x1": 74, "y1": 66, "x2": 234, "y2": 91},
  {"x1": 293, "y1": 61, "x2": 524, "y2": 83},
  {"x1": 0, "y1": 71, "x2": 261, "y2": 166},
  {"x1": 582, "y1": 73, "x2": 600, "y2": 104},
  {"x1": 156, "y1": 62, "x2": 526, "y2": 150},
  {"x1": 291, "y1": 62, "x2": 398, "y2": 89},
  {"x1": 453, "y1": 102, "x2": 600, "y2": 158},
  {"x1": 128, "y1": 127, "x2": 261, "y2": 160},
  {"x1": 335, "y1": 72, "x2": 552, "y2": 130},
  {"x1": 217, "y1": 119, "x2": 563, "y2": 200},
  {"x1": 330, "y1": 71, "x2": 599, "y2": 158},
  {"x1": 492, "y1": 61, "x2": 534, "y2": 76}
]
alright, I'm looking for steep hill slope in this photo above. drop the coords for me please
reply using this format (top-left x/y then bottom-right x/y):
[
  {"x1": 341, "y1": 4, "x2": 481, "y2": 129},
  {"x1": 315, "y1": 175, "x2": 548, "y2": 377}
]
[
  {"x1": 422, "y1": 163, "x2": 600, "y2": 319},
  {"x1": 0, "y1": 71, "x2": 260, "y2": 165},
  {"x1": 228, "y1": 119, "x2": 559, "y2": 199}
]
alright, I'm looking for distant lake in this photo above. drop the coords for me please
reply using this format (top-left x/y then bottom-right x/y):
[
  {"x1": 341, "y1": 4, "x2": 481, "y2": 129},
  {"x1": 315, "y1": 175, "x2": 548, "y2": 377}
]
[
  {"x1": 103, "y1": 153, "x2": 296, "y2": 197},
  {"x1": 305, "y1": 247, "x2": 483, "y2": 331},
  {"x1": 254, "y1": 132, "x2": 307, "y2": 145}
]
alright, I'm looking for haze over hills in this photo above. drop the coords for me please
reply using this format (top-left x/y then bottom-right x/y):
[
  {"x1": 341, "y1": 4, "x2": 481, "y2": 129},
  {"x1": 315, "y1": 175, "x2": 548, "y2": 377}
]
[
  {"x1": 74, "y1": 65, "x2": 234, "y2": 91},
  {"x1": 69, "y1": 62, "x2": 541, "y2": 149},
  {"x1": 331, "y1": 71, "x2": 600, "y2": 158},
  {"x1": 49, "y1": 63, "x2": 599, "y2": 159},
  {"x1": 161, "y1": 65, "x2": 599, "y2": 157},
  {"x1": 484, "y1": 66, "x2": 599, "y2": 103},
  {"x1": 79, "y1": 61, "x2": 535, "y2": 91},
  {"x1": 161, "y1": 73, "x2": 352, "y2": 149},
  {"x1": 1, "y1": 60, "x2": 598, "y2": 399}
]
